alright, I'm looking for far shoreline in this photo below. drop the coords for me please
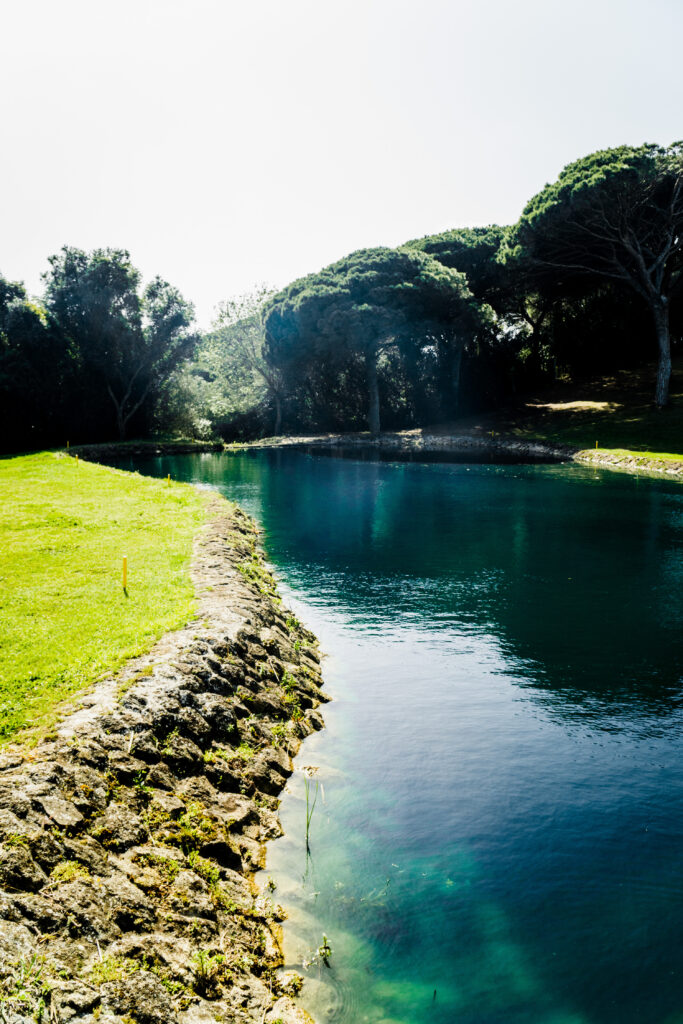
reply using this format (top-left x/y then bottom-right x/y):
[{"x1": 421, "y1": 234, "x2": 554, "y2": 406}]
[{"x1": 72, "y1": 432, "x2": 683, "y2": 483}]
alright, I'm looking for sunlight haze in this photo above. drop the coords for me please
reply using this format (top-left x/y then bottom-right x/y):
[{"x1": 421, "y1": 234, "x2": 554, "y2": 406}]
[{"x1": 2, "y1": 0, "x2": 681, "y2": 326}]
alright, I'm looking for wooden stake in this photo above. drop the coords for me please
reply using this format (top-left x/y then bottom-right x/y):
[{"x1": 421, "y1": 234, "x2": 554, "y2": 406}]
[{"x1": 122, "y1": 556, "x2": 127, "y2": 590}]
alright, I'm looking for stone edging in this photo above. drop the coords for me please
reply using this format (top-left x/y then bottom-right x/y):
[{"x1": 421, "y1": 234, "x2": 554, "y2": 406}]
[
  {"x1": 70, "y1": 442, "x2": 224, "y2": 460},
  {"x1": 573, "y1": 449, "x2": 683, "y2": 479},
  {"x1": 244, "y1": 431, "x2": 569, "y2": 462},
  {"x1": 246, "y1": 431, "x2": 683, "y2": 481},
  {"x1": 0, "y1": 494, "x2": 323, "y2": 1024}
]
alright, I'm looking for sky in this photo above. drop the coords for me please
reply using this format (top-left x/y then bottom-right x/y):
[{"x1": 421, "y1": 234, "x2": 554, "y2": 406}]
[{"x1": 1, "y1": 0, "x2": 682, "y2": 328}]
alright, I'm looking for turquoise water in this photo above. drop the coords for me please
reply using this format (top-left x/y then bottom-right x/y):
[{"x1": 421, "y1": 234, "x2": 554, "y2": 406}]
[{"x1": 116, "y1": 452, "x2": 683, "y2": 1024}]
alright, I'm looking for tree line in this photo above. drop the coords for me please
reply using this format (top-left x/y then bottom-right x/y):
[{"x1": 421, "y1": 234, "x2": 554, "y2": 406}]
[
  {"x1": 0, "y1": 248, "x2": 196, "y2": 452},
  {"x1": 2, "y1": 142, "x2": 682, "y2": 451}
]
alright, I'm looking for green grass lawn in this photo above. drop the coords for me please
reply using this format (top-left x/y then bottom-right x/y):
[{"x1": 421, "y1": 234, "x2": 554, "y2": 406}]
[
  {"x1": 0, "y1": 452, "x2": 207, "y2": 743},
  {"x1": 480, "y1": 361, "x2": 683, "y2": 460}
]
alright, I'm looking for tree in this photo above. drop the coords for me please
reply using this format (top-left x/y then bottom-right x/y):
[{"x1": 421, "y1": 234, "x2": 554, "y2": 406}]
[
  {"x1": 139, "y1": 277, "x2": 198, "y2": 437},
  {"x1": 404, "y1": 225, "x2": 509, "y2": 309},
  {"x1": 405, "y1": 225, "x2": 570, "y2": 388},
  {"x1": 0, "y1": 277, "x2": 71, "y2": 451},
  {"x1": 263, "y1": 247, "x2": 487, "y2": 435},
  {"x1": 211, "y1": 287, "x2": 287, "y2": 434},
  {"x1": 509, "y1": 144, "x2": 683, "y2": 406},
  {"x1": 43, "y1": 247, "x2": 196, "y2": 439}
]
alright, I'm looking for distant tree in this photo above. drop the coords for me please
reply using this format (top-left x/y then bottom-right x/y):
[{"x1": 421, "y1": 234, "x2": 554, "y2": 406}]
[
  {"x1": 211, "y1": 286, "x2": 286, "y2": 434},
  {"x1": 405, "y1": 225, "x2": 565, "y2": 387},
  {"x1": 0, "y1": 277, "x2": 72, "y2": 451},
  {"x1": 509, "y1": 143, "x2": 683, "y2": 406},
  {"x1": 43, "y1": 247, "x2": 196, "y2": 439},
  {"x1": 263, "y1": 247, "x2": 488, "y2": 435}
]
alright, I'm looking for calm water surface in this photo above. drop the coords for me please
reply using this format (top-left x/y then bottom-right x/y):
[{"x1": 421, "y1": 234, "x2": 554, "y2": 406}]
[{"x1": 116, "y1": 452, "x2": 683, "y2": 1024}]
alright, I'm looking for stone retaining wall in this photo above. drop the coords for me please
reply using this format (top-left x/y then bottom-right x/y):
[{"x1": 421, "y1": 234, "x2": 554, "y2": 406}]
[{"x1": 0, "y1": 496, "x2": 324, "y2": 1024}]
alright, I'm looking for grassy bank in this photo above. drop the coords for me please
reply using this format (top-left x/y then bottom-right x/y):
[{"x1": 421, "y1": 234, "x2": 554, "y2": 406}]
[
  {"x1": 0, "y1": 452, "x2": 206, "y2": 742},
  {"x1": 487, "y1": 361, "x2": 683, "y2": 459}
]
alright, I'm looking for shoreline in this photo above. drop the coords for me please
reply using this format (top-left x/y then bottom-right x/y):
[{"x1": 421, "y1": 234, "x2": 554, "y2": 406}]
[
  {"x1": 0, "y1": 493, "x2": 323, "y2": 1024},
  {"x1": 244, "y1": 431, "x2": 683, "y2": 480},
  {"x1": 71, "y1": 433, "x2": 683, "y2": 482}
]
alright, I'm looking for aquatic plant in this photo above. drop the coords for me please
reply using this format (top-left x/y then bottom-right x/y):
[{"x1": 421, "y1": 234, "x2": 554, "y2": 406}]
[
  {"x1": 302, "y1": 766, "x2": 320, "y2": 853},
  {"x1": 302, "y1": 934, "x2": 332, "y2": 970}
]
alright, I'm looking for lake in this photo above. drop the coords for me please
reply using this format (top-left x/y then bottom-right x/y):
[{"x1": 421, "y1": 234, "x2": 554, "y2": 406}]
[{"x1": 114, "y1": 450, "x2": 683, "y2": 1024}]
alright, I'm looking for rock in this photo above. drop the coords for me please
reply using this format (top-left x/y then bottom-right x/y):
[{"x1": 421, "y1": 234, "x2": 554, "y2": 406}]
[
  {"x1": 0, "y1": 809, "x2": 30, "y2": 840},
  {"x1": 150, "y1": 789, "x2": 185, "y2": 819},
  {"x1": 50, "y1": 981, "x2": 100, "y2": 1021},
  {"x1": 23, "y1": 829, "x2": 64, "y2": 873},
  {"x1": 90, "y1": 804, "x2": 147, "y2": 851},
  {"x1": 66, "y1": 766, "x2": 109, "y2": 815},
  {"x1": 11, "y1": 892, "x2": 67, "y2": 933},
  {"x1": 35, "y1": 794, "x2": 84, "y2": 830},
  {"x1": 144, "y1": 763, "x2": 177, "y2": 791},
  {"x1": 159, "y1": 734, "x2": 204, "y2": 774},
  {"x1": 99, "y1": 869, "x2": 156, "y2": 931},
  {"x1": 106, "y1": 751, "x2": 149, "y2": 785},
  {"x1": 127, "y1": 731, "x2": 162, "y2": 765},
  {"x1": 50, "y1": 879, "x2": 120, "y2": 941},
  {"x1": 108, "y1": 931, "x2": 193, "y2": 985},
  {"x1": 177, "y1": 708, "x2": 212, "y2": 744},
  {"x1": 101, "y1": 969, "x2": 179, "y2": 1024},
  {"x1": 0, "y1": 920, "x2": 36, "y2": 961},
  {"x1": 197, "y1": 839, "x2": 242, "y2": 872},
  {"x1": 0, "y1": 783, "x2": 32, "y2": 818},
  {"x1": 278, "y1": 971, "x2": 305, "y2": 998},
  {"x1": 62, "y1": 834, "x2": 110, "y2": 876},
  {"x1": 0, "y1": 844, "x2": 48, "y2": 892},
  {"x1": 235, "y1": 836, "x2": 265, "y2": 871},
  {"x1": 215, "y1": 867, "x2": 252, "y2": 910},
  {"x1": 198, "y1": 695, "x2": 237, "y2": 739},
  {"x1": 248, "y1": 756, "x2": 289, "y2": 797},
  {"x1": 265, "y1": 996, "x2": 314, "y2": 1024},
  {"x1": 167, "y1": 870, "x2": 216, "y2": 921}
]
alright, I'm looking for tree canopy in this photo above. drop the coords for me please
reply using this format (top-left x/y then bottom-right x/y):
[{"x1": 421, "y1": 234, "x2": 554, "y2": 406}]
[
  {"x1": 43, "y1": 247, "x2": 196, "y2": 438},
  {"x1": 263, "y1": 246, "x2": 488, "y2": 434},
  {"x1": 509, "y1": 143, "x2": 683, "y2": 405},
  {"x1": 2, "y1": 140, "x2": 682, "y2": 452},
  {"x1": 404, "y1": 225, "x2": 509, "y2": 309}
]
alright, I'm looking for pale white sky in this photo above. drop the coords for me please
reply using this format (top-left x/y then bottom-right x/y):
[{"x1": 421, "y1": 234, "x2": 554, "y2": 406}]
[{"x1": 1, "y1": 0, "x2": 682, "y2": 327}]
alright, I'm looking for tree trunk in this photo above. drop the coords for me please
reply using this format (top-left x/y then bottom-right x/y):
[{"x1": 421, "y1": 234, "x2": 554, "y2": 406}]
[
  {"x1": 451, "y1": 340, "x2": 463, "y2": 414},
  {"x1": 528, "y1": 326, "x2": 543, "y2": 384},
  {"x1": 652, "y1": 298, "x2": 671, "y2": 407},
  {"x1": 273, "y1": 394, "x2": 282, "y2": 436},
  {"x1": 366, "y1": 349, "x2": 380, "y2": 436},
  {"x1": 110, "y1": 396, "x2": 126, "y2": 440}
]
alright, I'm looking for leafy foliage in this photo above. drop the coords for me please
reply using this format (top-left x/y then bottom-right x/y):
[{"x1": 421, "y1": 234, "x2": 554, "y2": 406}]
[
  {"x1": 263, "y1": 246, "x2": 490, "y2": 433},
  {"x1": 2, "y1": 142, "x2": 683, "y2": 450},
  {"x1": 509, "y1": 143, "x2": 683, "y2": 404},
  {"x1": 43, "y1": 247, "x2": 197, "y2": 439}
]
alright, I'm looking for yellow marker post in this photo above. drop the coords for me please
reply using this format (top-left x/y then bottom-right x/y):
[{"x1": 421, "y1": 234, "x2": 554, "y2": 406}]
[
  {"x1": 75, "y1": 454, "x2": 79, "y2": 466},
  {"x1": 122, "y1": 556, "x2": 128, "y2": 591},
  {"x1": 167, "y1": 474, "x2": 171, "y2": 487},
  {"x1": 596, "y1": 440, "x2": 599, "y2": 449},
  {"x1": 66, "y1": 440, "x2": 69, "y2": 450}
]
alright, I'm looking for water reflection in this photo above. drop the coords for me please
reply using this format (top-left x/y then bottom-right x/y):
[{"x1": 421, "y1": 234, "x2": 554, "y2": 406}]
[{"x1": 114, "y1": 450, "x2": 683, "y2": 730}]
